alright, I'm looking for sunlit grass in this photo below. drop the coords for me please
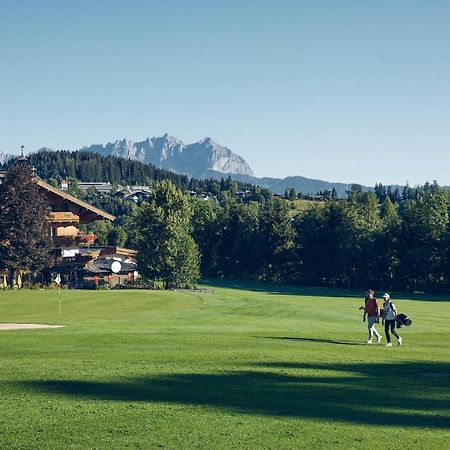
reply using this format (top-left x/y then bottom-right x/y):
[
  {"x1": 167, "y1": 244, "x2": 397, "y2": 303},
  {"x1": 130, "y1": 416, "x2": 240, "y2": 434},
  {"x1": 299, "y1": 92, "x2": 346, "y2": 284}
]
[{"x1": 1, "y1": 283, "x2": 449, "y2": 449}]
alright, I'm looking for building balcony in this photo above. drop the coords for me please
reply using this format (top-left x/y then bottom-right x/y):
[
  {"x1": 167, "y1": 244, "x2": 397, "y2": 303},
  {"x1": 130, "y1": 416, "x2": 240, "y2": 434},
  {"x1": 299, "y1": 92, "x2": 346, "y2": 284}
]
[
  {"x1": 52, "y1": 233, "x2": 96, "y2": 248},
  {"x1": 50, "y1": 212, "x2": 80, "y2": 225}
]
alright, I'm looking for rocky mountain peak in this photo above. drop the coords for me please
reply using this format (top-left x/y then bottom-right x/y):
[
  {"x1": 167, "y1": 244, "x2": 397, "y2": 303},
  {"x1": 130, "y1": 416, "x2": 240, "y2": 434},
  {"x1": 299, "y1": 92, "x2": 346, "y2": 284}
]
[
  {"x1": 0, "y1": 151, "x2": 13, "y2": 165},
  {"x1": 80, "y1": 135, "x2": 254, "y2": 179}
]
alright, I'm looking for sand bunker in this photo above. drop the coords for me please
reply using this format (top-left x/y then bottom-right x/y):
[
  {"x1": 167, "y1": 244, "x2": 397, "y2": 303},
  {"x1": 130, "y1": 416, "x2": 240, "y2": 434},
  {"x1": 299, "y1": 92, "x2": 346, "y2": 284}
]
[{"x1": 0, "y1": 323, "x2": 65, "y2": 331}]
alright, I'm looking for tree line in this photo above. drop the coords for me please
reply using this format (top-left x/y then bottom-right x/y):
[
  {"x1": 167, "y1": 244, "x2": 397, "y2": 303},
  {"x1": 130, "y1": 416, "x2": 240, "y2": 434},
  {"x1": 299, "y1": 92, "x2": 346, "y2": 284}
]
[
  {"x1": 3, "y1": 155, "x2": 450, "y2": 292},
  {"x1": 200, "y1": 184, "x2": 450, "y2": 292},
  {"x1": 0, "y1": 149, "x2": 190, "y2": 188},
  {"x1": 0, "y1": 150, "x2": 261, "y2": 197},
  {"x1": 95, "y1": 180, "x2": 450, "y2": 293}
]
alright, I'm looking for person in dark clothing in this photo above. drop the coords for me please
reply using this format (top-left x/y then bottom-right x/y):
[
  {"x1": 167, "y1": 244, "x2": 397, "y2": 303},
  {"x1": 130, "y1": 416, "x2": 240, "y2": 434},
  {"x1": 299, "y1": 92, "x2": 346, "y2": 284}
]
[{"x1": 382, "y1": 293, "x2": 402, "y2": 347}]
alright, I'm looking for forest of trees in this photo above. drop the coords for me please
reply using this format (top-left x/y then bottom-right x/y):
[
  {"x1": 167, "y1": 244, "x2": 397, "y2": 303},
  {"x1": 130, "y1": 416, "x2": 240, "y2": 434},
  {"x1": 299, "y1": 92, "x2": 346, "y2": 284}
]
[
  {"x1": 0, "y1": 150, "x2": 190, "y2": 188},
  {"x1": 3, "y1": 151, "x2": 450, "y2": 293},
  {"x1": 87, "y1": 181, "x2": 450, "y2": 293},
  {"x1": 186, "y1": 183, "x2": 450, "y2": 292},
  {"x1": 0, "y1": 150, "x2": 261, "y2": 197}
]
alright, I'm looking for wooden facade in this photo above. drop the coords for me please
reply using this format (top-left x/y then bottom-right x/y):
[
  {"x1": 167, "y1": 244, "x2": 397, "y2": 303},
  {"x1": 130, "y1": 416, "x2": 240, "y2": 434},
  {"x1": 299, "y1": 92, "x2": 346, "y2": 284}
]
[
  {"x1": 34, "y1": 179, "x2": 115, "y2": 252},
  {"x1": 0, "y1": 170, "x2": 134, "y2": 287}
]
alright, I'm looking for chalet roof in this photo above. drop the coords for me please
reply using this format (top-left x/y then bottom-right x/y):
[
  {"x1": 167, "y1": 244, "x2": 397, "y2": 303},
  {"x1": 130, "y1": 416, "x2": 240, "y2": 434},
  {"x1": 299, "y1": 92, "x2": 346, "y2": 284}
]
[
  {"x1": 36, "y1": 179, "x2": 116, "y2": 221},
  {"x1": 0, "y1": 171, "x2": 115, "y2": 221},
  {"x1": 83, "y1": 256, "x2": 137, "y2": 275}
]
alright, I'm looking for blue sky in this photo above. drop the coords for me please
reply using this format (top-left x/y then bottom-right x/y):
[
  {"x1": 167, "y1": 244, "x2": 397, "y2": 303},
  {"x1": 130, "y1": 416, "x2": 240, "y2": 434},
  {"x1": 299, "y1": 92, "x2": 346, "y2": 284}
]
[{"x1": 1, "y1": 0, "x2": 449, "y2": 185}]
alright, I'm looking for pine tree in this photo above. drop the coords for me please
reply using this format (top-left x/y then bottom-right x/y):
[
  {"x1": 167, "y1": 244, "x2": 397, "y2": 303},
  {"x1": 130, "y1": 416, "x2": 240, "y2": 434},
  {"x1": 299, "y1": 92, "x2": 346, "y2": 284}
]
[
  {"x1": 0, "y1": 161, "x2": 52, "y2": 287},
  {"x1": 190, "y1": 197, "x2": 222, "y2": 275},
  {"x1": 133, "y1": 181, "x2": 200, "y2": 288},
  {"x1": 288, "y1": 187, "x2": 297, "y2": 201},
  {"x1": 256, "y1": 197, "x2": 295, "y2": 282},
  {"x1": 331, "y1": 188, "x2": 338, "y2": 199}
]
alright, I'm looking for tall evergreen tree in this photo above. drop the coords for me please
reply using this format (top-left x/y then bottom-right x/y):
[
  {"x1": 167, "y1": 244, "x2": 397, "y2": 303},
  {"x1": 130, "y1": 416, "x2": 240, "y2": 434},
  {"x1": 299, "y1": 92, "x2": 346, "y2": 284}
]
[
  {"x1": 372, "y1": 197, "x2": 401, "y2": 289},
  {"x1": 331, "y1": 188, "x2": 338, "y2": 199},
  {"x1": 256, "y1": 197, "x2": 295, "y2": 282},
  {"x1": 190, "y1": 197, "x2": 222, "y2": 276},
  {"x1": 133, "y1": 181, "x2": 200, "y2": 288}
]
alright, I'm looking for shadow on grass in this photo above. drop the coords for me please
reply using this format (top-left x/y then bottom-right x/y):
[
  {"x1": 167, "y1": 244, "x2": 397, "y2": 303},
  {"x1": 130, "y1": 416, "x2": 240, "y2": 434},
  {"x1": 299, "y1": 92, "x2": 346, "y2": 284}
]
[
  {"x1": 259, "y1": 336, "x2": 365, "y2": 346},
  {"x1": 16, "y1": 361, "x2": 450, "y2": 429},
  {"x1": 202, "y1": 278, "x2": 362, "y2": 299},
  {"x1": 201, "y1": 278, "x2": 450, "y2": 302}
]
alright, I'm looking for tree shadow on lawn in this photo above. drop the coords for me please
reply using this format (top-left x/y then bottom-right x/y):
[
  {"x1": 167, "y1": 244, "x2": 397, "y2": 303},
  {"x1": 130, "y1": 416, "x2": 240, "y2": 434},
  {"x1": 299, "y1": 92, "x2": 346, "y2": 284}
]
[
  {"x1": 202, "y1": 278, "x2": 362, "y2": 299},
  {"x1": 201, "y1": 279, "x2": 450, "y2": 302},
  {"x1": 17, "y1": 361, "x2": 450, "y2": 429},
  {"x1": 260, "y1": 336, "x2": 365, "y2": 346}
]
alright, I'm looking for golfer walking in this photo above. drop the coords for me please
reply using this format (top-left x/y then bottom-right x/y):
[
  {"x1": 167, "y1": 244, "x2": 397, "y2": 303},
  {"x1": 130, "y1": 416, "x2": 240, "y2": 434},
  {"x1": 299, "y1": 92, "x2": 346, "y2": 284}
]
[
  {"x1": 363, "y1": 290, "x2": 382, "y2": 344},
  {"x1": 382, "y1": 293, "x2": 402, "y2": 347}
]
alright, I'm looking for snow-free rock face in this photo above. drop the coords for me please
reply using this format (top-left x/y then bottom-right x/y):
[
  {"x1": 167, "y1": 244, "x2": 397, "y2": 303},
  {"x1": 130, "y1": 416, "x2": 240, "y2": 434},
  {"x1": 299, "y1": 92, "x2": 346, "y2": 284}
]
[{"x1": 81, "y1": 134, "x2": 254, "y2": 179}]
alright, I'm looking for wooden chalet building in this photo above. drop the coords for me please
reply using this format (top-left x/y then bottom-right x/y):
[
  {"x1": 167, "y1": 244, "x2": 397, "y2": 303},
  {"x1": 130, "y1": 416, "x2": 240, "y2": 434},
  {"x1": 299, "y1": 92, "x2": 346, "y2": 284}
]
[
  {"x1": 0, "y1": 169, "x2": 137, "y2": 288},
  {"x1": 36, "y1": 179, "x2": 116, "y2": 255}
]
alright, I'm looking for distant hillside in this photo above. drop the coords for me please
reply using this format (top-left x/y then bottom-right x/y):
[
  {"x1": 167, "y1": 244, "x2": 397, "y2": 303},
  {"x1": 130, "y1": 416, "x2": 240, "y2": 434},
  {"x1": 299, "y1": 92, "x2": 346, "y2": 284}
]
[
  {"x1": 0, "y1": 150, "x2": 191, "y2": 189},
  {"x1": 228, "y1": 173, "x2": 360, "y2": 197},
  {"x1": 0, "y1": 150, "x2": 260, "y2": 196}
]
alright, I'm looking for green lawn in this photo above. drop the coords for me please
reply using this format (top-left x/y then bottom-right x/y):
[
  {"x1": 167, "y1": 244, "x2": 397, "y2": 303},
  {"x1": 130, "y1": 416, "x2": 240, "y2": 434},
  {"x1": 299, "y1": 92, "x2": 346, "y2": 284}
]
[{"x1": 0, "y1": 282, "x2": 449, "y2": 449}]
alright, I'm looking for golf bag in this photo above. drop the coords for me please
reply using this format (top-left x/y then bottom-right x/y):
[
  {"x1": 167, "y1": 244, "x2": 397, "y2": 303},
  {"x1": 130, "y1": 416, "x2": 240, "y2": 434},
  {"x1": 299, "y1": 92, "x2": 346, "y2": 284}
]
[{"x1": 396, "y1": 313, "x2": 412, "y2": 328}]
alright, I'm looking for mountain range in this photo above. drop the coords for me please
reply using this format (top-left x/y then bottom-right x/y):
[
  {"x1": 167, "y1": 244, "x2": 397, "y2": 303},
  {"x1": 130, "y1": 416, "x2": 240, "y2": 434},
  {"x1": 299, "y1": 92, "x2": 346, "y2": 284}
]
[
  {"x1": 78, "y1": 135, "x2": 364, "y2": 196},
  {"x1": 80, "y1": 134, "x2": 255, "y2": 180},
  {"x1": 1, "y1": 135, "x2": 378, "y2": 196},
  {"x1": 0, "y1": 151, "x2": 13, "y2": 166}
]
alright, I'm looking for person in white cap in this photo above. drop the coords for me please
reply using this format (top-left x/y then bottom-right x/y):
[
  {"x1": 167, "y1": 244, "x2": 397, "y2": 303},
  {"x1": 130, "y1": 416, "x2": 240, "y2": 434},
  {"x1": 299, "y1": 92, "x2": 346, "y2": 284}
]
[{"x1": 382, "y1": 293, "x2": 402, "y2": 347}]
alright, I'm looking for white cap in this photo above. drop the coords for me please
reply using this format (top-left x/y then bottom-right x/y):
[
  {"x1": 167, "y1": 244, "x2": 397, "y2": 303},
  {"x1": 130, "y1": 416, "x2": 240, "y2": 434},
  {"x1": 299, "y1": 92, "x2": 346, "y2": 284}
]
[{"x1": 382, "y1": 293, "x2": 390, "y2": 300}]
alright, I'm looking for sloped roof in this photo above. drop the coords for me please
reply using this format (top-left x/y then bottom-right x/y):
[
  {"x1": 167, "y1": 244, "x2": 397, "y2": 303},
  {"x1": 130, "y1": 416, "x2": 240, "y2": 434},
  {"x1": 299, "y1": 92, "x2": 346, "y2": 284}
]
[
  {"x1": 36, "y1": 179, "x2": 116, "y2": 221},
  {"x1": 83, "y1": 256, "x2": 137, "y2": 274},
  {"x1": 1, "y1": 170, "x2": 115, "y2": 221}
]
